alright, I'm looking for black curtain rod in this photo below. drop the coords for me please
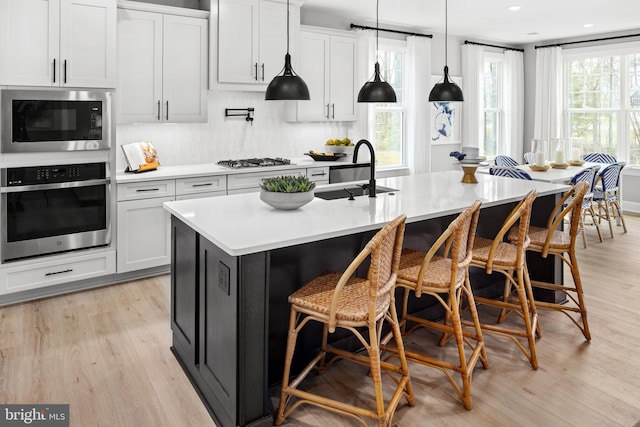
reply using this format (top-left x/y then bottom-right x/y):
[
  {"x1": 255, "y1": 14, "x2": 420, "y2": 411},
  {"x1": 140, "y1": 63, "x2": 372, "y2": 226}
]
[
  {"x1": 350, "y1": 23, "x2": 432, "y2": 38},
  {"x1": 535, "y1": 32, "x2": 640, "y2": 49},
  {"x1": 464, "y1": 40, "x2": 524, "y2": 52}
]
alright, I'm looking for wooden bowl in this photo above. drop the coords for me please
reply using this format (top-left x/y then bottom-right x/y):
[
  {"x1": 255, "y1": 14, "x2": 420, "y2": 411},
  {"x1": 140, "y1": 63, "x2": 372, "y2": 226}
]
[
  {"x1": 529, "y1": 164, "x2": 550, "y2": 171},
  {"x1": 550, "y1": 162, "x2": 568, "y2": 169}
]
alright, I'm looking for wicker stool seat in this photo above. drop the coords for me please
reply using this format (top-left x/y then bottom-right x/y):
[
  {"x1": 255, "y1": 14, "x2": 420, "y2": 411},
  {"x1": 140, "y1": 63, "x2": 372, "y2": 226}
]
[
  {"x1": 507, "y1": 182, "x2": 592, "y2": 340},
  {"x1": 384, "y1": 201, "x2": 487, "y2": 410},
  {"x1": 469, "y1": 190, "x2": 540, "y2": 369},
  {"x1": 288, "y1": 273, "x2": 389, "y2": 323},
  {"x1": 275, "y1": 215, "x2": 414, "y2": 427}
]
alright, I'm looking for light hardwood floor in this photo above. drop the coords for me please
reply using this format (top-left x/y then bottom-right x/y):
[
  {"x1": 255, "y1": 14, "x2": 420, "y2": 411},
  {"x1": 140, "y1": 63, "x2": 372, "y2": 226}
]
[{"x1": 1, "y1": 217, "x2": 639, "y2": 426}]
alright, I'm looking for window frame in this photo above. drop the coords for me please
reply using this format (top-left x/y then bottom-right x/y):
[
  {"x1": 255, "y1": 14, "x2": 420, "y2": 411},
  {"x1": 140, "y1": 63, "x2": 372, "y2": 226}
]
[
  {"x1": 482, "y1": 52, "x2": 505, "y2": 159},
  {"x1": 368, "y1": 38, "x2": 408, "y2": 171},
  {"x1": 563, "y1": 41, "x2": 640, "y2": 164}
]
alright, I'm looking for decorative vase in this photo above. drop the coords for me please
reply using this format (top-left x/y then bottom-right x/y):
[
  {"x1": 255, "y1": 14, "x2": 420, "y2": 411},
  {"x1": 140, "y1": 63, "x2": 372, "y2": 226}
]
[{"x1": 260, "y1": 190, "x2": 314, "y2": 210}]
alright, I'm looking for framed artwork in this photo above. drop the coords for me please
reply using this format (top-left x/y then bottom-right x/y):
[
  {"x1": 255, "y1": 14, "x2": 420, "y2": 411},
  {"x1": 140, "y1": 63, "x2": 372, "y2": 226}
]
[{"x1": 430, "y1": 75, "x2": 462, "y2": 144}]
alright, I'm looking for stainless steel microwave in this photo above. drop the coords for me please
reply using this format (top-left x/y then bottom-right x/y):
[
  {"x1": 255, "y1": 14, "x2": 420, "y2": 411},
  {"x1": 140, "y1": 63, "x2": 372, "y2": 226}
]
[{"x1": 0, "y1": 89, "x2": 111, "y2": 153}]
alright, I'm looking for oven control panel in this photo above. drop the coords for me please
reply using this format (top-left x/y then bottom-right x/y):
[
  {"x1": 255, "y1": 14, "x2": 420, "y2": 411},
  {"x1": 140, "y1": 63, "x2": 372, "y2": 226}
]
[{"x1": 3, "y1": 163, "x2": 106, "y2": 186}]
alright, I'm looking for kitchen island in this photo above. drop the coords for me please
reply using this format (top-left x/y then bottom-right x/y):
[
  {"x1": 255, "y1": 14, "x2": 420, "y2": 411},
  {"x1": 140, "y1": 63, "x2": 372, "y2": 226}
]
[{"x1": 163, "y1": 170, "x2": 569, "y2": 427}]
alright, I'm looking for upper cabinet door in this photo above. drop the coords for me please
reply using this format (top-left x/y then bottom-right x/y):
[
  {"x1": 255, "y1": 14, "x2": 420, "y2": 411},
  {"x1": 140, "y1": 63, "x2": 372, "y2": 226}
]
[
  {"x1": 329, "y1": 35, "x2": 357, "y2": 121},
  {"x1": 0, "y1": 0, "x2": 115, "y2": 88},
  {"x1": 0, "y1": 0, "x2": 60, "y2": 86},
  {"x1": 162, "y1": 14, "x2": 208, "y2": 123},
  {"x1": 60, "y1": 0, "x2": 117, "y2": 88},
  {"x1": 117, "y1": 8, "x2": 163, "y2": 123},
  {"x1": 218, "y1": 0, "x2": 259, "y2": 84},
  {"x1": 258, "y1": 0, "x2": 287, "y2": 84},
  {"x1": 295, "y1": 31, "x2": 330, "y2": 121},
  {"x1": 290, "y1": 28, "x2": 358, "y2": 122}
]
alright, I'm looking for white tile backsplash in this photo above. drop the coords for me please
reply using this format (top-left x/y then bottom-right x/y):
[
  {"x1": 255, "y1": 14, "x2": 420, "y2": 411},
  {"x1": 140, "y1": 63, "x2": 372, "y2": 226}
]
[{"x1": 116, "y1": 90, "x2": 354, "y2": 169}]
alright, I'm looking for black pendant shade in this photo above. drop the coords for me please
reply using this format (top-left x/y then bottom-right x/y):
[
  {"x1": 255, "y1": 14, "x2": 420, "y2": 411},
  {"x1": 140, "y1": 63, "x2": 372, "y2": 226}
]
[
  {"x1": 265, "y1": 53, "x2": 310, "y2": 100},
  {"x1": 429, "y1": 65, "x2": 464, "y2": 101},
  {"x1": 357, "y1": 0, "x2": 397, "y2": 103},
  {"x1": 429, "y1": 0, "x2": 464, "y2": 102},
  {"x1": 265, "y1": 0, "x2": 309, "y2": 101},
  {"x1": 358, "y1": 62, "x2": 397, "y2": 103}
]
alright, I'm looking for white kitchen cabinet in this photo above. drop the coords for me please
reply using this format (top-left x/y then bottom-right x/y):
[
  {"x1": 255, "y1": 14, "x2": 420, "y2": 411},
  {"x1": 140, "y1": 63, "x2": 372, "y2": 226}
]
[
  {"x1": 117, "y1": 5, "x2": 208, "y2": 123},
  {"x1": 116, "y1": 180, "x2": 175, "y2": 273},
  {"x1": 0, "y1": 0, "x2": 116, "y2": 88},
  {"x1": 307, "y1": 166, "x2": 330, "y2": 185},
  {"x1": 291, "y1": 27, "x2": 358, "y2": 122},
  {"x1": 214, "y1": 0, "x2": 299, "y2": 88},
  {"x1": 0, "y1": 250, "x2": 116, "y2": 296},
  {"x1": 116, "y1": 175, "x2": 226, "y2": 273}
]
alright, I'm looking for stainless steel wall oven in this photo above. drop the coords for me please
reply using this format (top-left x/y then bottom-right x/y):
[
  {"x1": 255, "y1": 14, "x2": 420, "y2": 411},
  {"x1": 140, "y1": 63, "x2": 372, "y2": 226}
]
[
  {"x1": 1, "y1": 163, "x2": 111, "y2": 262},
  {"x1": 1, "y1": 89, "x2": 111, "y2": 153}
]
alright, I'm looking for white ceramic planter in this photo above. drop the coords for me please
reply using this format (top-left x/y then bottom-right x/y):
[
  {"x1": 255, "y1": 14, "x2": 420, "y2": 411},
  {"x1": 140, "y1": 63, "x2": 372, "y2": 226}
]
[{"x1": 260, "y1": 190, "x2": 314, "y2": 210}]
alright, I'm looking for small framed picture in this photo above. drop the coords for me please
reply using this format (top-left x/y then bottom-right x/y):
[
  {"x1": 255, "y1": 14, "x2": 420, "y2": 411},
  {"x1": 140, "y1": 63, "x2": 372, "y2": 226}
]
[{"x1": 430, "y1": 75, "x2": 462, "y2": 144}]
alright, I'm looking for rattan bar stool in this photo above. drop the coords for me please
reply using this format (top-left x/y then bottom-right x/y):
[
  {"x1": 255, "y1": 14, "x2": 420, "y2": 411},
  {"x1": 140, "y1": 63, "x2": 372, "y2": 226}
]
[
  {"x1": 468, "y1": 190, "x2": 540, "y2": 369},
  {"x1": 508, "y1": 182, "x2": 592, "y2": 340},
  {"x1": 275, "y1": 215, "x2": 414, "y2": 427},
  {"x1": 385, "y1": 201, "x2": 487, "y2": 410}
]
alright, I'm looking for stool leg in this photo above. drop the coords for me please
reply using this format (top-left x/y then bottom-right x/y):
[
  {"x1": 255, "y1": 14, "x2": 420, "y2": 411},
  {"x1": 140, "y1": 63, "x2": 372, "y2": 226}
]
[
  {"x1": 516, "y1": 266, "x2": 538, "y2": 370},
  {"x1": 388, "y1": 298, "x2": 415, "y2": 408},
  {"x1": 497, "y1": 270, "x2": 515, "y2": 324},
  {"x1": 275, "y1": 308, "x2": 300, "y2": 426},
  {"x1": 366, "y1": 323, "x2": 386, "y2": 426},
  {"x1": 569, "y1": 250, "x2": 591, "y2": 341},
  {"x1": 463, "y1": 276, "x2": 488, "y2": 369}
]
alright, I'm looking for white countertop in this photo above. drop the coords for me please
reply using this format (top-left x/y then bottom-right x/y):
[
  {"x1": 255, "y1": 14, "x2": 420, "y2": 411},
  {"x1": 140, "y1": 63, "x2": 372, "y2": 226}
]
[
  {"x1": 115, "y1": 157, "x2": 346, "y2": 183},
  {"x1": 163, "y1": 170, "x2": 569, "y2": 256}
]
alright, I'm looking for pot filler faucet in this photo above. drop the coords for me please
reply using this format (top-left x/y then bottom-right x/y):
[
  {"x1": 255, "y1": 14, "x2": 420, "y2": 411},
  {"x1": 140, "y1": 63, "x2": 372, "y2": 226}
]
[{"x1": 353, "y1": 139, "x2": 376, "y2": 197}]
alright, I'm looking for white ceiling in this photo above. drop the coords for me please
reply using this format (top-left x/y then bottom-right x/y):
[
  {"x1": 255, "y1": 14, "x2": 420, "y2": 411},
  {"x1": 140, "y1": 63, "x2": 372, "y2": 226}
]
[{"x1": 301, "y1": 0, "x2": 640, "y2": 45}]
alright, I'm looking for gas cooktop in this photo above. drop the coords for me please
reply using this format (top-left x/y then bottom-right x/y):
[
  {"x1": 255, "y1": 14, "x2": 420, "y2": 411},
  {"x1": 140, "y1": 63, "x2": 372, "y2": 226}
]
[{"x1": 216, "y1": 157, "x2": 292, "y2": 169}]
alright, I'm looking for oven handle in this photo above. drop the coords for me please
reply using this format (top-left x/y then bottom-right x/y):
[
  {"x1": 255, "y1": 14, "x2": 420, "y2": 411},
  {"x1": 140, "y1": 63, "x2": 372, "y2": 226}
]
[{"x1": 0, "y1": 178, "x2": 111, "y2": 193}]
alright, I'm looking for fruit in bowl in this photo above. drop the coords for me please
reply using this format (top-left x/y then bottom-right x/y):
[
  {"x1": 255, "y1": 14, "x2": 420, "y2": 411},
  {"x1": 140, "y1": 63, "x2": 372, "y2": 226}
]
[
  {"x1": 325, "y1": 137, "x2": 354, "y2": 153},
  {"x1": 326, "y1": 137, "x2": 353, "y2": 147}
]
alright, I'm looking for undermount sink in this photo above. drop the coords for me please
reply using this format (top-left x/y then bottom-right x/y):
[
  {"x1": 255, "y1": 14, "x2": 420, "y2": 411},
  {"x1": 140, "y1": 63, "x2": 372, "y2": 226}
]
[{"x1": 314, "y1": 185, "x2": 398, "y2": 201}]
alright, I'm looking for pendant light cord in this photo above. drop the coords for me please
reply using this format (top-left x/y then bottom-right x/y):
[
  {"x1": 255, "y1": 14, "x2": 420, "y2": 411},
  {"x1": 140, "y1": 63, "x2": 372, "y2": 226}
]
[
  {"x1": 444, "y1": 0, "x2": 448, "y2": 66},
  {"x1": 376, "y1": 0, "x2": 379, "y2": 54},
  {"x1": 286, "y1": 0, "x2": 290, "y2": 54}
]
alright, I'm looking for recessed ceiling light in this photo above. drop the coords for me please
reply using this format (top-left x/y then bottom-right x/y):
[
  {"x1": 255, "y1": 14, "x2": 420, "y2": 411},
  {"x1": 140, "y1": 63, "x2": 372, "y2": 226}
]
[
  {"x1": 526, "y1": 32, "x2": 539, "y2": 36},
  {"x1": 583, "y1": 23, "x2": 594, "y2": 28},
  {"x1": 508, "y1": 6, "x2": 521, "y2": 11}
]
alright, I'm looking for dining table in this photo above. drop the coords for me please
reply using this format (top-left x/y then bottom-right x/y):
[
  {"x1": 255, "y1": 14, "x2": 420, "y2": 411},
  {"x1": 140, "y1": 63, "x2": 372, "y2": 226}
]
[{"x1": 477, "y1": 161, "x2": 602, "y2": 183}]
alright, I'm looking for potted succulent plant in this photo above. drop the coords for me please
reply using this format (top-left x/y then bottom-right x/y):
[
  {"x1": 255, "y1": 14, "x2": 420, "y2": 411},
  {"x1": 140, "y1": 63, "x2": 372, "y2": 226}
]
[{"x1": 259, "y1": 175, "x2": 316, "y2": 210}]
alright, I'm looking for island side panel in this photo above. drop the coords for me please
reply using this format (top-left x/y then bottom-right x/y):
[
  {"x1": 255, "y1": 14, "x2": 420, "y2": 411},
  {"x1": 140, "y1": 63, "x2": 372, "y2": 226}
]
[{"x1": 171, "y1": 217, "x2": 199, "y2": 378}]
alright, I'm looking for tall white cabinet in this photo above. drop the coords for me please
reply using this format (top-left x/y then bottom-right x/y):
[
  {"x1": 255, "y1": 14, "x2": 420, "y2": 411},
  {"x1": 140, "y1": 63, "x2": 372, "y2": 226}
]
[
  {"x1": 0, "y1": 0, "x2": 116, "y2": 88},
  {"x1": 117, "y1": 3, "x2": 208, "y2": 123},
  {"x1": 291, "y1": 27, "x2": 358, "y2": 122},
  {"x1": 213, "y1": 0, "x2": 300, "y2": 90}
]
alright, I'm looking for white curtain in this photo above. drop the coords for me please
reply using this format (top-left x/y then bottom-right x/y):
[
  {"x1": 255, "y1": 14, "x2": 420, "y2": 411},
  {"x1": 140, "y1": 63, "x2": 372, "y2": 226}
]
[
  {"x1": 461, "y1": 44, "x2": 484, "y2": 150},
  {"x1": 534, "y1": 47, "x2": 563, "y2": 143},
  {"x1": 354, "y1": 31, "x2": 376, "y2": 147},
  {"x1": 406, "y1": 36, "x2": 431, "y2": 174},
  {"x1": 503, "y1": 50, "x2": 525, "y2": 162}
]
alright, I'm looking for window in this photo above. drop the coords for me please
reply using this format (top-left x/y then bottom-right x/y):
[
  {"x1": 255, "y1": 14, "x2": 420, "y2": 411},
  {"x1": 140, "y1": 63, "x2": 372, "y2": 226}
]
[
  {"x1": 370, "y1": 40, "x2": 406, "y2": 168},
  {"x1": 482, "y1": 53, "x2": 504, "y2": 158},
  {"x1": 564, "y1": 43, "x2": 640, "y2": 164}
]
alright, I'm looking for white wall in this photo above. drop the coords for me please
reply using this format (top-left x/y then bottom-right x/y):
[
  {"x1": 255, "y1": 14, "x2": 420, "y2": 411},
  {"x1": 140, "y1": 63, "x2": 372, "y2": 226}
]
[{"x1": 116, "y1": 90, "x2": 354, "y2": 170}]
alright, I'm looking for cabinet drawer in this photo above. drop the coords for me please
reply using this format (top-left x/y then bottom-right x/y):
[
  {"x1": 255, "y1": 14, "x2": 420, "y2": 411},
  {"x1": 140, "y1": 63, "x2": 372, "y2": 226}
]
[
  {"x1": 117, "y1": 180, "x2": 176, "y2": 201},
  {"x1": 1, "y1": 251, "x2": 116, "y2": 295},
  {"x1": 227, "y1": 168, "x2": 306, "y2": 191},
  {"x1": 176, "y1": 175, "x2": 227, "y2": 196},
  {"x1": 307, "y1": 167, "x2": 330, "y2": 182}
]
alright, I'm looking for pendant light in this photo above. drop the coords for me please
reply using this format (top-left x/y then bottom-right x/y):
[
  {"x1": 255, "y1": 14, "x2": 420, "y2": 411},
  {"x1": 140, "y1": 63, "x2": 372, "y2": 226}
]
[
  {"x1": 357, "y1": 0, "x2": 397, "y2": 103},
  {"x1": 429, "y1": 0, "x2": 464, "y2": 102},
  {"x1": 265, "y1": 0, "x2": 310, "y2": 100}
]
